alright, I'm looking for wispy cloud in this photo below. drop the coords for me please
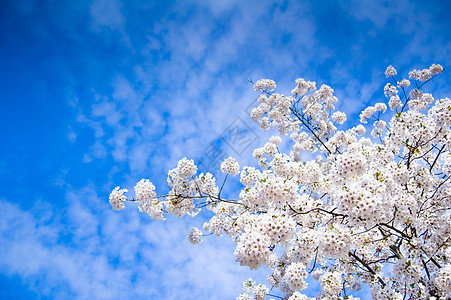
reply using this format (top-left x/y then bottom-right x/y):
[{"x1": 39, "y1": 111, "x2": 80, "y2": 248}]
[
  {"x1": 90, "y1": 0, "x2": 124, "y2": 32},
  {"x1": 0, "y1": 186, "x2": 265, "y2": 299},
  {"x1": 74, "y1": 0, "x2": 327, "y2": 184},
  {"x1": 2, "y1": 0, "x2": 450, "y2": 298}
]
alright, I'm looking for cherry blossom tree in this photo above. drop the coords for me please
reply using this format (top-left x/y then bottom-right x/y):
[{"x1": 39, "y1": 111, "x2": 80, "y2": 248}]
[{"x1": 109, "y1": 64, "x2": 451, "y2": 299}]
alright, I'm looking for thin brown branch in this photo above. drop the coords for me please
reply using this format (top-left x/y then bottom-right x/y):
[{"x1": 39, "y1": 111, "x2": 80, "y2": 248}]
[{"x1": 349, "y1": 251, "x2": 386, "y2": 286}]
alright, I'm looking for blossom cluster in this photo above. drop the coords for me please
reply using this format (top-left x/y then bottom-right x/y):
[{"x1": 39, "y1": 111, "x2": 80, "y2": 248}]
[
  {"x1": 254, "y1": 79, "x2": 276, "y2": 92},
  {"x1": 110, "y1": 63, "x2": 450, "y2": 299},
  {"x1": 109, "y1": 186, "x2": 127, "y2": 211},
  {"x1": 221, "y1": 157, "x2": 240, "y2": 175},
  {"x1": 188, "y1": 227, "x2": 203, "y2": 245}
]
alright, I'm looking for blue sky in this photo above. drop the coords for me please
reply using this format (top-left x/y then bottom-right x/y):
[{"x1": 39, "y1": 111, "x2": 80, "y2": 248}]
[{"x1": 0, "y1": 0, "x2": 450, "y2": 299}]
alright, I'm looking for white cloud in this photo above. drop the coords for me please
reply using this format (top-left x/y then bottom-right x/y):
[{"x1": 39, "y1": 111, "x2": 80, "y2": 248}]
[
  {"x1": 5, "y1": 0, "x2": 451, "y2": 298},
  {"x1": 329, "y1": 63, "x2": 383, "y2": 117},
  {"x1": 90, "y1": 0, "x2": 125, "y2": 32},
  {"x1": 67, "y1": 126, "x2": 77, "y2": 143},
  {"x1": 0, "y1": 185, "x2": 266, "y2": 299},
  {"x1": 75, "y1": 0, "x2": 326, "y2": 178}
]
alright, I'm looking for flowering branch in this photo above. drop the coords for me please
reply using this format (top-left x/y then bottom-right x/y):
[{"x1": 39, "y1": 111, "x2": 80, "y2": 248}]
[{"x1": 109, "y1": 63, "x2": 451, "y2": 299}]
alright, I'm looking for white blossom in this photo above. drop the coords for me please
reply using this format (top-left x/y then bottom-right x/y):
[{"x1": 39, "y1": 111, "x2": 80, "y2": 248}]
[
  {"x1": 384, "y1": 83, "x2": 398, "y2": 97},
  {"x1": 109, "y1": 186, "x2": 127, "y2": 211},
  {"x1": 134, "y1": 179, "x2": 157, "y2": 203},
  {"x1": 385, "y1": 65, "x2": 397, "y2": 77},
  {"x1": 269, "y1": 135, "x2": 282, "y2": 145},
  {"x1": 435, "y1": 264, "x2": 451, "y2": 294},
  {"x1": 375, "y1": 102, "x2": 387, "y2": 113},
  {"x1": 187, "y1": 227, "x2": 203, "y2": 244},
  {"x1": 240, "y1": 167, "x2": 261, "y2": 187},
  {"x1": 284, "y1": 262, "x2": 308, "y2": 291},
  {"x1": 221, "y1": 157, "x2": 240, "y2": 175},
  {"x1": 389, "y1": 95, "x2": 402, "y2": 110},
  {"x1": 253, "y1": 284, "x2": 269, "y2": 300},
  {"x1": 359, "y1": 106, "x2": 376, "y2": 123},
  {"x1": 176, "y1": 157, "x2": 197, "y2": 179},
  {"x1": 110, "y1": 64, "x2": 450, "y2": 300},
  {"x1": 354, "y1": 124, "x2": 366, "y2": 135},
  {"x1": 429, "y1": 63, "x2": 444, "y2": 75},
  {"x1": 254, "y1": 79, "x2": 276, "y2": 91},
  {"x1": 397, "y1": 79, "x2": 410, "y2": 88},
  {"x1": 418, "y1": 68, "x2": 432, "y2": 81},
  {"x1": 331, "y1": 111, "x2": 347, "y2": 124}
]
